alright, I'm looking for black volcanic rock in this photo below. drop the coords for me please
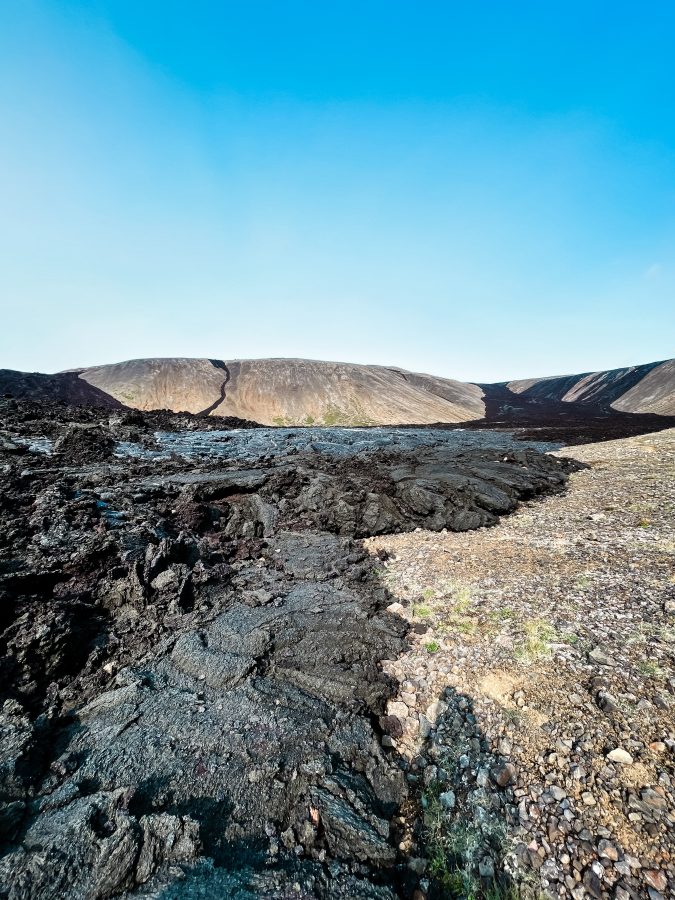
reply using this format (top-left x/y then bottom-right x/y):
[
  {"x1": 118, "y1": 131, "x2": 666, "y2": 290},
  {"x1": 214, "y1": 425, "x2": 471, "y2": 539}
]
[
  {"x1": 0, "y1": 399, "x2": 580, "y2": 899},
  {"x1": 0, "y1": 369, "x2": 124, "y2": 409},
  {"x1": 53, "y1": 424, "x2": 116, "y2": 460}
]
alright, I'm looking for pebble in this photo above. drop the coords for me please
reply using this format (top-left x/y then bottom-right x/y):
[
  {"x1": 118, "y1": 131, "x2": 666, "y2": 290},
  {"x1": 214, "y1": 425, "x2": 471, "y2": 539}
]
[
  {"x1": 589, "y1": 647, "x2": 616, "y2": 666},
  {"x1": 439, "y1": 790, "x2": 456, "y2": 810},
  {"x1": 492, "y1": 761, "x2": 516, "y2": 787},
  {"x1": 418, "y1": 714, "x2": 432, "y2": 739},
  {"x1": 478, "y1": 856, "x2": 495, "y2": 879},
  {"x1": 476, "y1": 767, "x2": 490, "y2": 788},
  {"x1": 387, "y1": 701, "x2": 408, "y2": 719},
  {"x1": 643, "y1": 870, "x2": 668, "y2": 892},
  {"x1": 607, "y1": 747, "x2": 633, "y2": 765},
  {"x1": 408, "y1": 857, "x2": 427, "y2": 875},
  {"x1": 598, "y1": 839, "x2": 619, "y2": 862}
]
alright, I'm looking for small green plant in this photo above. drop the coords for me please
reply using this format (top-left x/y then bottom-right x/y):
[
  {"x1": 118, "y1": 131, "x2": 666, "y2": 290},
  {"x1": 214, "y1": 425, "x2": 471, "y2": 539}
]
[
  {"x1": 450, "y1": 582, "x2": 473, "y2": 611},
  {"x1": 639, "y1": 659, "x2": 665, "y2": 678},
  {"x1": 559, "y1": 631, "x2": 579, "y2": 645},
  {"x1": 413, "y1": 604, "x2": 432, "y2": 618},
  {"x1": 575, "y1": 574, "x2": 592, "y2": 591},
  {"x1": 419, "y1": 768, "x2": 530, "y2": 899},
  {"x1": 422, "y1": 587, "x2": 436, "y2": 601},
  {"x1": 321, "y1": 402, "x2": 376, "y2": 427},
  {"x1": 425, "y1": 641, "x2": 440, "y2": 653},
  {"x1": 489, "y1": 607, "x2": 514, "y2": 622},
  {"x1": 515, "y1": 619, "x2": 556, "y2": 662}
]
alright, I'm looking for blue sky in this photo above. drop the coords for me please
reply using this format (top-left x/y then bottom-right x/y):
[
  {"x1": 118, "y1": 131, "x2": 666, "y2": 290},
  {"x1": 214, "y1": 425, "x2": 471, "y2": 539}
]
[{"x1": 1, "y1": 1, "x2": 673, "y2": 381}]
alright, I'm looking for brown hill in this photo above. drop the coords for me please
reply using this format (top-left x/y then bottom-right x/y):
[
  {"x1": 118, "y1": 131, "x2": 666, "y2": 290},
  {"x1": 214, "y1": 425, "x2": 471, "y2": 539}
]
[
  {"x1": 78, "y1": 358, "x2": 486, "y2": 425},
  {"x1": 506, "y1": 359, "x2": 675, "y2": 415}
]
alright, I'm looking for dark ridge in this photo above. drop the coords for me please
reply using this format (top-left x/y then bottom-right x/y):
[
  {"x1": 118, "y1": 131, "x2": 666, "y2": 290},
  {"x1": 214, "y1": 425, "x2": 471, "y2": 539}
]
[
  {"x1": 198, "y1": 361, "x2": 231, "y2": 416},
  {"x1": 0, "y1": 370, "x2": 125, "y2": 409},
  {"x1": 464, "y1": 382, "x2": 675, "y2": 445}
]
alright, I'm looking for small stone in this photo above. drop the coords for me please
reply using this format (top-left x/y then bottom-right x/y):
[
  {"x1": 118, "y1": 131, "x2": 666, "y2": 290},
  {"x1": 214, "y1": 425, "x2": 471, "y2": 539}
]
[
  {"x1": 476, "y1": 767, "x2": 489, "y2": 788},
  {"x1": 478, "y1": 856, "x2": 495, "y2": 879},
  {"x1": 589, "y1": 647, "x2": 615, "y2": 666},
  {"x1": 640, "y1": 788, "x2": 667, "y2": 812},
  {"x1": 583, "y1": 866, "x2": 603, "y2": 898},
  {"x1": 607, "y1": 748, "x2": 633, "y2": 765},
  {"x1": 492, "y1": 761, "x2": 516, "y2": 787},
  {"x1": 497, "y1": 738, "x2": 512, "y2": 756},
  {"x1": 439, "y1": 790, "x2": 456, "y2": 810},
  {"x1": 598, "y1": 839, "x2": 619, "y2": 862},
  {"x1": 549, "y1": 786, "x2": 566, "y2": 801},
  {"x1": 418, "y1": 714, "x2": 432, "y2": 739},
  {"x1": 426, "y1": 700, "x2": 447, "y2": 722},
  {"x1": 408, "y1": 857, "x2": 427, "y2": 875},
  {"x1": 387, "y1": 701, "x2": 408, "y2": 719},
  {"x1": 581, "y1": 791, "x2": 596, "y2": 806},
  {"x1": 643, "y1": 870, "x2": 668, "y2": 892}
]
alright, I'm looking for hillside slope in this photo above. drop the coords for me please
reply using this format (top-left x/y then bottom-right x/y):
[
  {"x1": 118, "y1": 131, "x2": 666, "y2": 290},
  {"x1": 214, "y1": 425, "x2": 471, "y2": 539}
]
[
  {"x1": 611, "y1": 359, "x2": 675, "y2": 415},
  {"x1": 78, "y1": 357, "x2": 486, "y2": 425},
  {"x1": 507, "y1": 359, "x2": 674, "y2": 415}
]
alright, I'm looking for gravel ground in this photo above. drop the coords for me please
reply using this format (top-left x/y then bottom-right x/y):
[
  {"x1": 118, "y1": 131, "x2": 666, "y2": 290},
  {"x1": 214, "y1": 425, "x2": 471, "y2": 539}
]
[{"x1": 366, "y1": 428, "x2": 675, "y2": 899}]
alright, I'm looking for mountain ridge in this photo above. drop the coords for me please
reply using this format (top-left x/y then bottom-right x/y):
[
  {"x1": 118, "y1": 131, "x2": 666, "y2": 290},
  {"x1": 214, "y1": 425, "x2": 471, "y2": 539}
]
[{"x1": 1, "y1": 355, "x2": 673, "y2": 425}]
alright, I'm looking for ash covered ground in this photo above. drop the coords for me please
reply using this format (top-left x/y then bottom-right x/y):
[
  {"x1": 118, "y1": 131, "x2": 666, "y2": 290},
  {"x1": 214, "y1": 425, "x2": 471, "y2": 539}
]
[{"x1": 0, "y1": 400, "x2": 580, "y2": 899}]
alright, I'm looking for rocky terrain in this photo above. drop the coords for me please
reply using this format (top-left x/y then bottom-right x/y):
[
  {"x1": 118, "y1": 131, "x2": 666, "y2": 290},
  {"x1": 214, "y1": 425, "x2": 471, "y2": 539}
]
[
  {"x1": 368, "y1": 428, "x2": 675, "y2": 899},
  {"x1": 0, "y1": 397, "x2": 581, "y2": 899},
  {"x1": 2, "y1": 356, "x2": 674, "y2": 428}
]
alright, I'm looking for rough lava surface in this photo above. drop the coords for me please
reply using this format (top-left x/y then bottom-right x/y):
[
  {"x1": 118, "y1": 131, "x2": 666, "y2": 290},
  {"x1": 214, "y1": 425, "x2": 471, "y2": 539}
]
[{"x1": 0, "y1": 398, "x2": 579, "y2": 899}]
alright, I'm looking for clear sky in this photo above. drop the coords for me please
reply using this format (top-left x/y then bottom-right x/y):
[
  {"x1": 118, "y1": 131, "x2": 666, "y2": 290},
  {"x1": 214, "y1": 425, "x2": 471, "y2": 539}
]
[{"x1": 1, "y1": 1, "x2": 674, "y2": 381}]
